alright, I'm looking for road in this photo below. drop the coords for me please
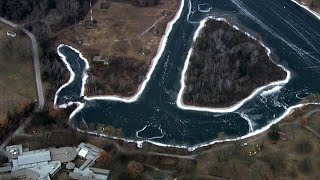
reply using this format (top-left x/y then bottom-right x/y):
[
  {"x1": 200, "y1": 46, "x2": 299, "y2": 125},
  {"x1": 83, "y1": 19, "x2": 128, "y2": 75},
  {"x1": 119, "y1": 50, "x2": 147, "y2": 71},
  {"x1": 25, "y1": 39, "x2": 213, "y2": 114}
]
[
  {"x1": 0, "y1": 118, "x2": 32, "y2": 156},
  {"x1": 0, "y1": 17, "x2": 45, "y2": 110}
]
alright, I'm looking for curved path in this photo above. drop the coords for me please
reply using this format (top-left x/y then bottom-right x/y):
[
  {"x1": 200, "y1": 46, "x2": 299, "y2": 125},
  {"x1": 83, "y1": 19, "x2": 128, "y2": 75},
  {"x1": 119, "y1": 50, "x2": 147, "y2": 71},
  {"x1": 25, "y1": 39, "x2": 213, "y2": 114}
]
[{"x1": 0, "y1": 17, "x2": 44, "y2": 110}]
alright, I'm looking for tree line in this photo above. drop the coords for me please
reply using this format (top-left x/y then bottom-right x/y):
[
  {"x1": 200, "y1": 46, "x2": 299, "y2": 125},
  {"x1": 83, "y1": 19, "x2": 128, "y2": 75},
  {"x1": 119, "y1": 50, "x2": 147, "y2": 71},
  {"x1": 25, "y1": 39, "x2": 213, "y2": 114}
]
[
  {"x1": 87, "y1": 57, "x2": 148, "y2": 97},
  {"x1": 0, "y1": 0, "x2": 97, "y2": 37},
  {"x1": 0, "y1": 101, "x2": 35, "y2": 144}
]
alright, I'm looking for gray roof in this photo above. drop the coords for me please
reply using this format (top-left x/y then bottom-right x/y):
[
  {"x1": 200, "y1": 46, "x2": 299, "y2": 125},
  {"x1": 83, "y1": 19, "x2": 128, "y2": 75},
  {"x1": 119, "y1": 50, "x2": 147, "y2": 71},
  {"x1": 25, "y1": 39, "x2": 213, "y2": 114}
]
[
  {"x1": 11, "y1": 168, "x2": 39, "y2": 179},
  {"x1": 49, "y1": 147, "x2": 77, "y2": 163},
  {"x1": 17, "y1": 151, "x2": 51, "y2": 166},
  {"x1": 89, "y1": 167, "x2": 110, "y2": 175},
  {"x1": 0, "y1": 166, "x2": 12, "y2": 173},
  {"x1": 79, "y1": 159, "x2": 94, "y2": 171}
]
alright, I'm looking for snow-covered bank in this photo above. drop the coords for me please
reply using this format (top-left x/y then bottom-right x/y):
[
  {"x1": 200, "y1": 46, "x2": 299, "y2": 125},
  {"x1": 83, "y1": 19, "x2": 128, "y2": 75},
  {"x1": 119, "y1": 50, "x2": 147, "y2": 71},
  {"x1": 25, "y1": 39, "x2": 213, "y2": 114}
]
[
  {"x1": 68, "y1": 102, "x2": 320, "y2": 151},
  {"x1": 54, "y1": 0, "x2": 184, "y2": 111},
  {"x1": 54, "y1": 44, "x2": 90, "y2": 108},
  {"x1": 290, "y1": 0, "x2": 320, "y2": 20},
  {"x1": 176, "y1": 16, "x2": 291, "y2": 113},
  {"x1": 84, "y1": 0, "x2": 185, "y2": 103}
]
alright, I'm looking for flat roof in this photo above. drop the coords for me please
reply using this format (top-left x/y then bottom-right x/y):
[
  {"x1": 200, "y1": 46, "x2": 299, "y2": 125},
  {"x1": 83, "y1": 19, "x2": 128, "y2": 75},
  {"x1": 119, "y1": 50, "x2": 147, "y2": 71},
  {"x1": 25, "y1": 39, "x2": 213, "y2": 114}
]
[
  {"x1": 79, "y1": 148, "x2": 89, "y2": 158},
  {"x1": 50, "y1": 147, "x2": 77, "y2": 163},
  {"x1": 0, "y1": 166, "x2": 12, "y2": 173},
  {"x1": 17, "y1": 151, "x2": 51, "y2": 166},
  {"x1": 89, "y1": 167, "x2": 110, "y2": 175}
]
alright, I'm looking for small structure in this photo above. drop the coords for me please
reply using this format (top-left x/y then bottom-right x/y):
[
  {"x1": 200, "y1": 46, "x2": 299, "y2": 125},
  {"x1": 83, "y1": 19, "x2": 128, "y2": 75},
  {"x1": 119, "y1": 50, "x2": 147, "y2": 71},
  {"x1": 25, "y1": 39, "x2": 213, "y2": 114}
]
[
  {"x1": 100, "y1": 2, "x2": 110, "y2": 9},
  {"x1": 6, "y1": 31, "x2": 16, "y2": 38},
  {"x1": 6, "y1": 144, "x2": 23, "y2": 160},
  {"x1": 85, "y1": 20, "x2": 97, "y2": 29},
  {"x1": 93, "y1": 56, "x2": 109, "y2": 65},
  {"x1": 66, "y1": 162, "x2": 76, "y2": 171}
]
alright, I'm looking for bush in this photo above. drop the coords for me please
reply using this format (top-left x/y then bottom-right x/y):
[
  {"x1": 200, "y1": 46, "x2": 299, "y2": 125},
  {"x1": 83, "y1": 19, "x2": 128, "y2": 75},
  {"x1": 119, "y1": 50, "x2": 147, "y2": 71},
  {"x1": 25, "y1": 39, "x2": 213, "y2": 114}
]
[
  {"x1": 295, "y1": 139, "x2": 313, "y2": 154},
  {"x1": 268, "y1": 124, "x2": 280, "y2": 141},
  {"x1": 127, "y1": 161, "x2": 144, "y2": 179},
  {"x1": 298, "y1": 158, "x2": 313, "y2": 173}
]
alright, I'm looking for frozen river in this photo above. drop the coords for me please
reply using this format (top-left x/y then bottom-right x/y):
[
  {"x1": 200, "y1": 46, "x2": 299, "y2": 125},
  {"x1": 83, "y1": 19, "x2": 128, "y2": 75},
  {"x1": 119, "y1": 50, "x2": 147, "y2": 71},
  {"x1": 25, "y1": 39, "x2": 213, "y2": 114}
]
[{"x1": 55, "y1": 0, "x2": 320, "y2": 150}]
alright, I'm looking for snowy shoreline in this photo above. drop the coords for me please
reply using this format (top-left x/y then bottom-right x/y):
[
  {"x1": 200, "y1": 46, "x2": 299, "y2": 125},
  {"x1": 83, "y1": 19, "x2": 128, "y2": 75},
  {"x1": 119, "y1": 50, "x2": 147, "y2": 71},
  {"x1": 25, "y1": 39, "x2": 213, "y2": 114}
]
[
  {"x1": 53, "y1": 0, "x2": 320, "y2": 151},
  {"x1": 290, "y1": 0, "x2": 320, "y2": 20},
  {"x1": 176, "y1": 16, "x2": 291, "y2": 113},
  {"x1": 54, "y1": 0, "x2": 185, "y2": 115}
]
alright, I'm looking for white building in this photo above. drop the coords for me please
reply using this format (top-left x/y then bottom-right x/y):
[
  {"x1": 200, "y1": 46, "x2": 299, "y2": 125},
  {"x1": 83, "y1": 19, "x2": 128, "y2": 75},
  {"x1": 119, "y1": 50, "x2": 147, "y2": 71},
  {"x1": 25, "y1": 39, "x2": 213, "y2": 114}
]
[{"x1": 11, "y1": 150, "x2": 61, "y2": 180}]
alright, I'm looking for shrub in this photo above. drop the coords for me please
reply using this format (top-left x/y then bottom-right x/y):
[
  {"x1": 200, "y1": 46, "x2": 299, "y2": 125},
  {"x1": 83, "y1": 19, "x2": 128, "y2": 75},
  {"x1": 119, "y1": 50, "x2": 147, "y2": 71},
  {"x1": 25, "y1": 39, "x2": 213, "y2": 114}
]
[{"x1": 268, "y1": 124, "x2": 280, "y2": 141}]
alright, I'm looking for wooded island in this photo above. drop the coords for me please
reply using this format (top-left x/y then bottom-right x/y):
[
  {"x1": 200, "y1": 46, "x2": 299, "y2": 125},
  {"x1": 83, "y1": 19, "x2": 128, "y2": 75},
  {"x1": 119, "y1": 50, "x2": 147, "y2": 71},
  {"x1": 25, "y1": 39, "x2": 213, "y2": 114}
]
[{"x1": 183, "y1": 19, "x2": 287, "y2": 108}]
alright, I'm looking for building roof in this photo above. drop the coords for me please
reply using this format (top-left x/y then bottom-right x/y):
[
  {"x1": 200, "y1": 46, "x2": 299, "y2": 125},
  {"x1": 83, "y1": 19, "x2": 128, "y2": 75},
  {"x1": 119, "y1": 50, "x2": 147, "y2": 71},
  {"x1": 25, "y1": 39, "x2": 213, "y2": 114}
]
[
  {"x1": 77, "y1": 143, "x2": 103, "y2": 160},
  {"x1": 66, "y1": 162, "x2": 75, "y2": 170},
  {"x1": 6, "y1": 144, "x2": 23, "y2": 160},
  {"x1": 0, "y1": 166, "x2": 12, "y2": 173},
  {"x1": 17, "y1": 151, "x2": 51, "y2": 166},
  {"x1": 49, "y1": 147, "x2": 77, "y2": 163},
  {"x1": 78, "y1": 148, "x2": 89, "y2": 159},
  {"x1": 89, "y1": 167, "x2": 110, "y2": 175},
  {"x1": 11, "y1": 168, "x2": 40, "y2": 179},
  {"x1": 79, "y1": 159, "x2": 94, "y2": 171},
  {"x1": 28, "y1": 161, "x2": 61, "y2": 179}
]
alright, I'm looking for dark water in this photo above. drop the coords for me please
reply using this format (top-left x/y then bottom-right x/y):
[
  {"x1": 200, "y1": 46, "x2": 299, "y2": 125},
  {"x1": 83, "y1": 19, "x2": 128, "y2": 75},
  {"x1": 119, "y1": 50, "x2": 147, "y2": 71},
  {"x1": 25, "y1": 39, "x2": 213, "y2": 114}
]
[{"x1": 55, "y1": 0, "x2": 320, "y2": 147}]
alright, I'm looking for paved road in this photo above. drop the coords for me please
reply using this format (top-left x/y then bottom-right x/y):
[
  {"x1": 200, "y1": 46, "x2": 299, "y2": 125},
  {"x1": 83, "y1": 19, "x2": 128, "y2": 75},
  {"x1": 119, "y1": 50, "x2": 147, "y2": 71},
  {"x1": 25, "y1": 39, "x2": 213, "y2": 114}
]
[{"x1": 0, "y1": 17, "x2": 45, "y2": 110}]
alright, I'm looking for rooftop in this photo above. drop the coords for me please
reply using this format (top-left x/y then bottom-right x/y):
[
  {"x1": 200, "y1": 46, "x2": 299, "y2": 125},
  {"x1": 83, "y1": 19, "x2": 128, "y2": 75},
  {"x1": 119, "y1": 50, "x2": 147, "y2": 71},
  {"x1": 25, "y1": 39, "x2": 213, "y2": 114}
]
[
  {"x1": 17, "y1": 150, "x2": 51, "y2": 166},
  {"x1": 76, "y1": 143, "x2": 103, "y2": 160},
  {"x1": 49, "y1": 147, "x2": 77, "y2": 163}
]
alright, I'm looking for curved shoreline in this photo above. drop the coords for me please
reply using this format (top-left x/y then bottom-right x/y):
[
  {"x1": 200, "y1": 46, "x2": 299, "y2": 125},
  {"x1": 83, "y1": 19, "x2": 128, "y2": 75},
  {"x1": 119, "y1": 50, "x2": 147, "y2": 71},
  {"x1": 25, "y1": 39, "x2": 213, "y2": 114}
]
[
  {"x1": 70, "y1": 102, "x2": 320, "y2": 152},
  {"x1": 54, "y1": 0, "x2": 184, "y2": 111},
  {"x1": 290, "y1": 0, "x2": 320, "y2": 20},
  {"x1": 52, "y1": 1, "x2": 320, "y2": 151},
  {"x1": 176, "y1": 16, "x2": 291, "y2": 113},
  {"x1": 54, "y1": 44, "x2": 90, "y2": 109},
  {"x1": 84, "y1": 0, "x2": 185, "y2": 103}
]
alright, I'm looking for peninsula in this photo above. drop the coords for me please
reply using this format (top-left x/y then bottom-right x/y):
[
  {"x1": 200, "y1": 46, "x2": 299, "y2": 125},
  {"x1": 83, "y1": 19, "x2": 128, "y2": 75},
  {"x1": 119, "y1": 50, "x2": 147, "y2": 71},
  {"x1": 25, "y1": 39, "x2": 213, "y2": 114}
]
[
  {"x1": 56, "y1": 0, "x2": 181, "y2": 97},
  {"x1": 182, "y1": 19, "x2": 287, "y2": 108}
]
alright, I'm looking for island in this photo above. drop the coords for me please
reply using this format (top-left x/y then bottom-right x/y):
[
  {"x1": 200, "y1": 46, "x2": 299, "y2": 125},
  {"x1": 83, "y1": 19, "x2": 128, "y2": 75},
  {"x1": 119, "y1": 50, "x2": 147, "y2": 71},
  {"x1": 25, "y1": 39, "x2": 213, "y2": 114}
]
[{"x1": 182, "y1": 19, "x2": 287, "y2": 108}]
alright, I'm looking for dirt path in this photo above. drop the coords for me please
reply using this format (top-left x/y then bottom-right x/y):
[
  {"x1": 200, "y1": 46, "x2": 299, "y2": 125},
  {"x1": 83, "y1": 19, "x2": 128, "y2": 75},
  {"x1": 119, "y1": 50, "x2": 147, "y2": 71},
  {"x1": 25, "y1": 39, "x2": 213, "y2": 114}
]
[{"x1": 140, "y1": 16, "x2": 165, "y2": 37}]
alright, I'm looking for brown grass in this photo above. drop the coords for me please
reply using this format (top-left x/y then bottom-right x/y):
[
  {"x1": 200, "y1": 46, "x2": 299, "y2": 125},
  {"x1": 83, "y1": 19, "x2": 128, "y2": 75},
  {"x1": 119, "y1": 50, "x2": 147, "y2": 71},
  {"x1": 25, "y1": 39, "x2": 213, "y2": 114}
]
[
  {"x1": 55, "y1": 0, "x2": 180, "y2": 96},
  {"x1": 0, "y1": 23, "x2": 34, "y2": 120}
]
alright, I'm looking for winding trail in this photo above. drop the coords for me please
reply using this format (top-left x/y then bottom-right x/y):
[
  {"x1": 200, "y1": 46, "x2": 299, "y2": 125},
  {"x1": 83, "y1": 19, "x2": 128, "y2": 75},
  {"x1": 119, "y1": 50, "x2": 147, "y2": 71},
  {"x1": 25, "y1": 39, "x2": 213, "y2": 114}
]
[{"x1": 0, "y1": 17, "x2": 45, "y2": 110}]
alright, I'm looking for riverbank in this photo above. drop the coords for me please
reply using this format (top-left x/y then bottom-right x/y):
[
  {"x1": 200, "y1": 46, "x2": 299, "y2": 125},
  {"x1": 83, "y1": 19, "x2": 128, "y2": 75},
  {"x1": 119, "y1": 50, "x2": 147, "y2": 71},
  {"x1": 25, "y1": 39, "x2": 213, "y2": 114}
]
[
  {"x1": 292, "y1": 0, "x2": 320, "y2": 20},
  {"x1": 55, "y1": 0, "x2": 181, "y2": 98},
  {"x1": 177, "y1": 16, "x2": 290, "y2": 113}
]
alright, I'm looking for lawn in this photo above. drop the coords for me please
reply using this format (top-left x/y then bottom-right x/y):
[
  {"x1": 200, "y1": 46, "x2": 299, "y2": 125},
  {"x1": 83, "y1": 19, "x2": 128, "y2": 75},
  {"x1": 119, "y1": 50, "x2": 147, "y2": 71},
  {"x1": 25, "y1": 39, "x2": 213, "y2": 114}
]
[{"x1": 0, "y1": 23, "x2": 35, "y2": 120}]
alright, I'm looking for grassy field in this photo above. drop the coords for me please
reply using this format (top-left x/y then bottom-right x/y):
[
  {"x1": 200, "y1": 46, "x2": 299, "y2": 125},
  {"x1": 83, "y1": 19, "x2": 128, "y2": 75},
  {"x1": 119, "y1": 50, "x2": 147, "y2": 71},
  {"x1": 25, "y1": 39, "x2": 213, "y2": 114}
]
[
  {"x1": 0, "y1": 23, "x2": 35, "y2": 120},
  {"x1": 54, "y1": 0, "x2": 180, "y2": 97},
  {"x1": 194, "y1": 105, "x2": 320, "y2": 179},
  {"x1": 56, "y1": 0, "x2": 180, "y2": 62}
]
